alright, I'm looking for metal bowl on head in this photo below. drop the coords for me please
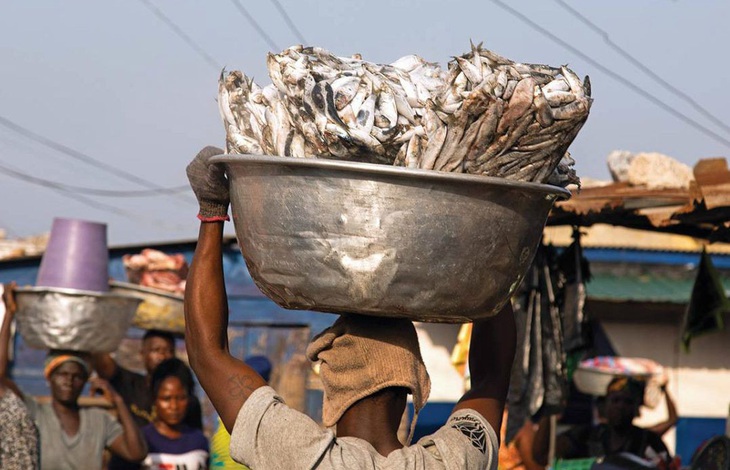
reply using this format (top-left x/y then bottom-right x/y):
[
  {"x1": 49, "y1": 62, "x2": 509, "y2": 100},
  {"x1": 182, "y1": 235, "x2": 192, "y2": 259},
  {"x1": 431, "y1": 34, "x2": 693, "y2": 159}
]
[
  {"x1": 14, "y1": 287, "x2": 142, "y2": 352},
  {"x1": 214, "y1": 154, "x2": 570, "y2": 323},
  {"x1": 109, "y1": 280, "x2": 185, "y2": 334}
]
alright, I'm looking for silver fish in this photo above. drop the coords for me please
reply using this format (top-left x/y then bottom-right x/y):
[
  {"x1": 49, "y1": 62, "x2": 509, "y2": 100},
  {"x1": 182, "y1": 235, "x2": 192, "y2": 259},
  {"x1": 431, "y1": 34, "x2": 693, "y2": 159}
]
[
  {"x1": 349, "y1": 81, "x2": 371, "y2": 116},
  {"x1": 455, "y1": 56, "x2": 482, "y2": 84},
  {"x1": 552, "y1": 100, "x2": 589, "y2": 120},
  {"x1": 543, "y1": 90, "x2": 576, "y2": 107},
  {"x1": 218, "y1": 72, "x2": 238, "y2": 129},
  {"x1": 560, "y1": 65, "x2": 585, "y2": 98},
  {"x1": 418, "y1": 124, "x2": 447, "y2": 170},
  {"x1": 501, "y1": 79, "x2": 518, "y2": 101},
  {"x1": 479, "y1": 48, "x2": 513, "y2": 67},
  {"x1": 542, "y1": 78, "x2": 570, "y2": 94},
  {"x1": 266, "y1": 53, "x2": 288, "y2": 92},
  {"x1": 405, "y1": 135, "x2": 424, "y2": 168},
  {"x1": 391, "y1": 54, "x2": 425, "y2": 72},
  {"x1": 356, "y1": 94, "x2": 376, "y2": 132},
  {"x1": 533, "y1": 86, "x2": 554, "y2": 128},
  {"x1": 376, "y1": 86, "x2": 398, "y2": 129},
  {"x1": 338, "y1": 104, "x2": 357, "y2": 127},
  {"x1": 498, "y1": 77, "x2": 535, "y2": 134},
  {"x1": 331, "y1": 76, "x2": 360, "y2": 110}
]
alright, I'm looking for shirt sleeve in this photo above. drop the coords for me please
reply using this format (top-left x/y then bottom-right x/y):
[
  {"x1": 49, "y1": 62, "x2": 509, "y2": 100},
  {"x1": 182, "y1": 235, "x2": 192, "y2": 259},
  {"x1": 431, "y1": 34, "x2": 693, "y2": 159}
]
[
  {"x1": 416, "y1": 409, "x2": 499, "y2": 470},
  {"x1": 21, "y1": 395, "x2": 39, "y2": 420},
  {"x1": 101, "y1": 409, "x2": 124, "y2": 447},
  {"x1": 644, "y1": 430, "x2": 671, "y2": 461},
  {"x1": 229, "y1": 386, "x2": 336, "y2": 469}
]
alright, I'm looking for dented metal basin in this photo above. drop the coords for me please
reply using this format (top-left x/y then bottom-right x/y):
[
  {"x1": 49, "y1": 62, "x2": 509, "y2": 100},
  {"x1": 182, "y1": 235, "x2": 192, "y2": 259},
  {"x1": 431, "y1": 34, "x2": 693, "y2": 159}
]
[
  {"x1": 14, "y1": 287, "x2": 142, "y2": 352},
  {"x1": 214, "y1": 154, "x2": 569, "y2": 323}
]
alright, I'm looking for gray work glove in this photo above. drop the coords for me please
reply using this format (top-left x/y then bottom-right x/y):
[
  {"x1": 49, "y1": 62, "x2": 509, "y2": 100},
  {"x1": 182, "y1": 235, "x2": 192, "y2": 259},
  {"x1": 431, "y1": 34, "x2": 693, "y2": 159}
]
[{"x1": 186, "y1": 146, "x2": 229, "y2": 222}]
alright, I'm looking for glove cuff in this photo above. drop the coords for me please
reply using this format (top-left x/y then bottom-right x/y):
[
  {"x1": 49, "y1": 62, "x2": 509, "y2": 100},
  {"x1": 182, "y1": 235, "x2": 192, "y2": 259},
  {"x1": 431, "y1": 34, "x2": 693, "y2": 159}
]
[
  {"x1": 197, "y1": 214, "x2": 230, "y2": 222},
  {"x1": 198, "y1": 201, "x2": 230, "y2": 222}
]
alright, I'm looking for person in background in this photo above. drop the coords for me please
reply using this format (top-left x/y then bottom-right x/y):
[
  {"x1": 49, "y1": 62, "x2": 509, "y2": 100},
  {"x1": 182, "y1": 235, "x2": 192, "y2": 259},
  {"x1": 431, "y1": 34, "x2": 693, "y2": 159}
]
[
  {"x1": 498, "y1": 414, "x2": 543, "y2": 470},
  {"x1": 141, "y1": 357, "x2": 209, "y2": 470},
  {"x1": 0, "y1": 283, "x2": 40, "y2": 468},
  {"x1": 209, "y1": 355, "x2": 272, "y2": 469},
  {"x1": 1, "y1": 284, "x2": 147, "y2": 469},
  {"x1": 184, "y1": 146, "x2": 516, "y2": 469},
  {"x1": 533, "y1": 376, "x2": 672, "y2": 466},
  {"x1": 594, "y1": 378, "x2": 678, "y2": 438},
  {"x1": 92, "y1": 329, "x2": 203, "y2": 469},
  {"x1": 646, "y1": 383, "x2": 678, "y2": 438}
]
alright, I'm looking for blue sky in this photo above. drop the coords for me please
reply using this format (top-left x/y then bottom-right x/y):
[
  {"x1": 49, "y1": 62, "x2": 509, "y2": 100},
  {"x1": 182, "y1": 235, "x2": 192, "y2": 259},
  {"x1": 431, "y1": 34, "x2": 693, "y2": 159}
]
[{"x1": 1, "y1": 0, "x2": 728, "y2": 245}]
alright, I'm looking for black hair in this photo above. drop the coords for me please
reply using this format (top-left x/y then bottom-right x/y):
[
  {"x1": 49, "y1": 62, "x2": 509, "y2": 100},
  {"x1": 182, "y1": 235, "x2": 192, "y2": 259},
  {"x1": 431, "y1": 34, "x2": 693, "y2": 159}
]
[
  {"x1": 150, "y1": 357, "x2": 195, "y2": 399},
  {"x1": 142, "y1": 329, "x2": 176, "y2": 346}
]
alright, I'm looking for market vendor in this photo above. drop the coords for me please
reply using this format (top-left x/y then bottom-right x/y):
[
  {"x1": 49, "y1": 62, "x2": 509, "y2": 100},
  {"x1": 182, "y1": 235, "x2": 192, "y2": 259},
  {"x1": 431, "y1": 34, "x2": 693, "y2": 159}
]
[
  {"x1": 1, "y1": 284, "x2": 147, "y2": 469},
  {"x1": 184, "y1": 146, "x2": 516, "y2": 469},
  {"x1": 533, "y1": 376, "x2": 672, "y2": 466}
]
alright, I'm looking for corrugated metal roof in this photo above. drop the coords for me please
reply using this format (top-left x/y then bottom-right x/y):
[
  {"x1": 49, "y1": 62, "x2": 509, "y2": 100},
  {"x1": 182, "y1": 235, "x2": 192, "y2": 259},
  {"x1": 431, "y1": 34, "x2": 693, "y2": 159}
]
[
  {"x1": 587, "y1": 272, "x2": 693, "y2": 303},
  {"x1": 548, "y1": 157, "x2": 730, "y2": 243},
  {"x1": 587, "y1": 270, "x2": 730, "y2": 303}
]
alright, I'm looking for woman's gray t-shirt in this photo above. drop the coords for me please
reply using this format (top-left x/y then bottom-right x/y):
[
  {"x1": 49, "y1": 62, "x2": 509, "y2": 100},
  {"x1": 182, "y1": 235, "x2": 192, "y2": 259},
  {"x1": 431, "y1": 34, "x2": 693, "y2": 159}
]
[
  {"x1": 230, "y1": 386, "x2": 497, "y2": 470},
  {"x1": 24, "y1": 397, "x2": 123, "y2": 470}
]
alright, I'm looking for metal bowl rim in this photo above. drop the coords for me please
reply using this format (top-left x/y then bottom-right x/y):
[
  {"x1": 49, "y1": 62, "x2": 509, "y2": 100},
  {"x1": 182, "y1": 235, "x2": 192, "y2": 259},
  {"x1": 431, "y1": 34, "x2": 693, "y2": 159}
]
[
  {"x1": 212, "y1": 154, "x2": 572, "y2": 200},
  {"x1": 15, "y1": 286, "x2": 143, "y2": 302},
  {"x1": 108, "y1": 280, "x2": 184, "y2": 301}
]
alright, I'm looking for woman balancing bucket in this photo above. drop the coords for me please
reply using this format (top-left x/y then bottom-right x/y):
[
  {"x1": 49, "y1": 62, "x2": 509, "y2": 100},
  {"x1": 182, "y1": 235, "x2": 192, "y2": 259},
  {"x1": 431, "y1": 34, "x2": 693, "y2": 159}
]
[{"x1": 37, "y1": 218, "x2": 110, "y2": 292}]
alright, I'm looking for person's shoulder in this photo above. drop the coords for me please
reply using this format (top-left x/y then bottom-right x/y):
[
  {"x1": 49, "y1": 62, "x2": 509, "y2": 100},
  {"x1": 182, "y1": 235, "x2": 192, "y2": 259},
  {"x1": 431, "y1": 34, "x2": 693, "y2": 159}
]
[
  {"x1": 637, "y1": 426, "x2": 668, "y2": 446},
  {"x1": 185, "y1": 426, "x2": 209, "y2": 449},
  {"x1": 81, "y1": 405, "x2": 119, "y2": 424},
  {"x1": 141, "y1": 422, "x2": 157, "y2": 435},
  {"x1": 411, "y1": 408, "x2": 498, "y2": 465},
  {"x1": 236, "y1": 385, "x2": 281, "y2": 417},
  {"x1": 180, "y1": 425, "x2": 207, "y2": 439},
  {"x1": 562, "y1": 422, "x2": 595, "y2": 438},
  {"x1": 445, "y1": 408, "x2": 497, "y2": 451},
  {"x1": 111, "y1": 364, "x2": 145, "y2": 384},
  {"x1": 445, "y1": 408, "x2": 494, "y2": 435}
]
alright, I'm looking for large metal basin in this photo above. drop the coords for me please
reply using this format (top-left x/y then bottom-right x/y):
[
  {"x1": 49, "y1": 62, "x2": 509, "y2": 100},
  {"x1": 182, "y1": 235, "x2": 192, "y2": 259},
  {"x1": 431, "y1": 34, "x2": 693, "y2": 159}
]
[
  {"x1": 214, "y1": 154, "x2": 570, "y2": 323},
  {"x1": 109, "y1": 281, "x2": 185, "y2": 334},
  {"x1": 15, "y1": 287, "x2": 142, "y2": 352}
]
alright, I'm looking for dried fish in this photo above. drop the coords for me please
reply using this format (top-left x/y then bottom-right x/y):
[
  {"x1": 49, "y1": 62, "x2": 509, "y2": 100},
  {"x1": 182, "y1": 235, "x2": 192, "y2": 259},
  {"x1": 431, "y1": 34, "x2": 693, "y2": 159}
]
[
  {"x1": 219, "y1": 42, "x2": 591, "y2": 186},
  {"x1": 498, "y1": 78, "x2": 535, "y2": 134},
  {"x1": 331, "y1": 76, "x2": 360, "y2": 110},
  {"x1": 543, "y1": 90, "x2": 576, "y2": 107},
  {"x1": 533, "y1": 87, "x2": 554, "y2": 128}
]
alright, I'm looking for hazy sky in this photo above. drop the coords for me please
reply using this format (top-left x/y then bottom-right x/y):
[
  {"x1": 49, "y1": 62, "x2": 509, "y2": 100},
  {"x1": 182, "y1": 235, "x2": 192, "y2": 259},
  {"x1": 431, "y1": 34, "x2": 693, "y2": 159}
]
[{"x1": 1, "y1": 1, "x2": 728, "y2": 245}]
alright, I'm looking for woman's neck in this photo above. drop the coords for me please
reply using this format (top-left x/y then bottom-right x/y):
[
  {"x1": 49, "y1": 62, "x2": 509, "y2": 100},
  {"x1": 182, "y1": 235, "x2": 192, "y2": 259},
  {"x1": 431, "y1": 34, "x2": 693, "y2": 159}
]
[
  {"x1": 154, "y1": 420, "x2": 184, "y2": 439},
  {"x1": 52, "y1": 400, "x2": 81, "y2": 437}
]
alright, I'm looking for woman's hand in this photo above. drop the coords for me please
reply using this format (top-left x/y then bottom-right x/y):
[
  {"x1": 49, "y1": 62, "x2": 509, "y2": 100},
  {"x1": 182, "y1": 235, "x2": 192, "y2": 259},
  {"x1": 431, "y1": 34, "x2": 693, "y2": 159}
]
[
  {"x1": 89, "y1": 377, "x2": 124, "y2": 408},
  {"x1": 2, "y1": 282, "x2": 17, "y2": 318}
]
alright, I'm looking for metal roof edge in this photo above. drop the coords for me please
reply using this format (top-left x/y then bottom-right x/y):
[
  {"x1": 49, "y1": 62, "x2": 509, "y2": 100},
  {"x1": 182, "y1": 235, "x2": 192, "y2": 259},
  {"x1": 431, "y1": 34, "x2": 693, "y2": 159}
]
[
  {"x1": 581, "y1": 247, "x2": 730, "y2": 268},
  {"x1": 0, "y1": 235, "x2": 239, "y2": 265}
]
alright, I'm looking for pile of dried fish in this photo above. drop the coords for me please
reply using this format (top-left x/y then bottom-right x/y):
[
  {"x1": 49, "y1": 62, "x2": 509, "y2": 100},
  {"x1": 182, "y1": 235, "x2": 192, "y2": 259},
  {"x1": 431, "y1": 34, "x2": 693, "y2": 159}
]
[{"x1": 219, "y1": 43, "x2": 591, "y2": 187}]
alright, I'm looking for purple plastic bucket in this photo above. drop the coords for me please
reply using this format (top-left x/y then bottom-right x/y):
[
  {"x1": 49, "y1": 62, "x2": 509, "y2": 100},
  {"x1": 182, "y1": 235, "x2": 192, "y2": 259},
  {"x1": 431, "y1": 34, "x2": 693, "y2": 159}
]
[{"x1": 36, "y1": 218, "x2": 110, "y2": 292}]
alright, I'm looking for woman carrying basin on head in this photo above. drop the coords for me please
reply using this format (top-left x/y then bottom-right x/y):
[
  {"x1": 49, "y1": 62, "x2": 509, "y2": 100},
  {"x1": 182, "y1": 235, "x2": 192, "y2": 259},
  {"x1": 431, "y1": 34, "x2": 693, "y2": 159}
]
[{"x1": 0, "y1": 283, "x2": 148, "y2": 470}]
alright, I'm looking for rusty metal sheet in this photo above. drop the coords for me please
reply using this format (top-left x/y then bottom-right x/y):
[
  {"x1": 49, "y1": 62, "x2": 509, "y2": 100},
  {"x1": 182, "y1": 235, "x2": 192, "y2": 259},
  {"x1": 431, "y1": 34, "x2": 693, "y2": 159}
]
[
  {"x1": 548, "y1": 157, "x2": 730, "y2": 242},
  {"x1": 692, "y1": 158, "x2": 730, "y2": 210}
]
